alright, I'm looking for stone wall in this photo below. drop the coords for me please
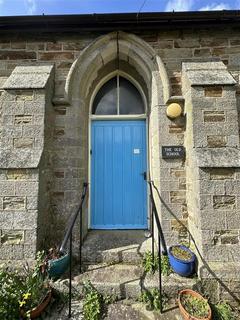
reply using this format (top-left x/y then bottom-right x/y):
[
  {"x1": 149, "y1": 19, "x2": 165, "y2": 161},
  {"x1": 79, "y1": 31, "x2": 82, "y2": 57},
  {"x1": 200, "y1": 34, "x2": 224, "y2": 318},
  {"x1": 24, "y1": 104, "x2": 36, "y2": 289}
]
[
  {"x1": 151, "y1": 104, "x2": 187, "y2": 246},
  {"x1": 0, "y1": 66, "x2": 54, "y2": 264},
  {"x1": 0, "y1": 25, "x2": 239, "y2": 276},
  {"x1": 0, "y1": 26, "x2": 240, "y2": 100},
  {"x1": 182, "y1": 61, "x2": 240, "y2": 305},
  {"x1": 0, "y1": 168, "x2": 39, "y2": 261}
]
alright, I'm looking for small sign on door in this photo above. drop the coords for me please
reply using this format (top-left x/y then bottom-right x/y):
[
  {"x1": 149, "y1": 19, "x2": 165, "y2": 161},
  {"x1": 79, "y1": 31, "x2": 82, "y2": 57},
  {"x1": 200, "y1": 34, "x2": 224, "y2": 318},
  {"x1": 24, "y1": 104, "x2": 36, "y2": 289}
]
[{"x1": 133, "y1": 148, "x2": 140, "y2": 154}]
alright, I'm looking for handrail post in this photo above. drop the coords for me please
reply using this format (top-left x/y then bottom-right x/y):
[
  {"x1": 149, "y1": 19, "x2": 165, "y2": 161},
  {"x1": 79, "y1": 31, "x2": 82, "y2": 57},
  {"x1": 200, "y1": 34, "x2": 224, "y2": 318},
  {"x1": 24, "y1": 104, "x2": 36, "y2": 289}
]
[
  {"x1": 68, "y1": 232, "x2": 72, "y2": 318},
  {"x1": 158, "y1": 235, "x2": 163, "y2": 314},
  {"x1": 150, "y1": 194, "x2": 154, "y2": 264},
  {"x1": 59, "y1": 182, "x2": 88, "y2": 255},
  {"x1": 79, "y1": 205, "x2": 82, "y2": 274},
  {"x1": 148, "y1": 180, "x2": 165, "y2": 314}
]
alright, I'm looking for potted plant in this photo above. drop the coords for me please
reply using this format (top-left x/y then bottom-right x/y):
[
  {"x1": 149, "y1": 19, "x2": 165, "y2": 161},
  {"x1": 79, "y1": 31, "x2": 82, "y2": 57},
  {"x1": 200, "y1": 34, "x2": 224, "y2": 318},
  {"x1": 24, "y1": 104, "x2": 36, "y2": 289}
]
[
  {"x1": 41, "y1": 247, "x2": 70, "y2": 280},
  {"x1": 19, "y1": 267, "x2": 52, "y2": 319},
  {"x1": 0, "y1": 264, "x2": 52, "y2": 319},
  {"x1": 178, "y1": 289, "x2": 212, "y2": 320},
  {"x1": 20, "y1": 260, "x2": 52, "y2": 319},
  {"x1": 168, "y1": 245, "x2": 196, "y2": 277}
]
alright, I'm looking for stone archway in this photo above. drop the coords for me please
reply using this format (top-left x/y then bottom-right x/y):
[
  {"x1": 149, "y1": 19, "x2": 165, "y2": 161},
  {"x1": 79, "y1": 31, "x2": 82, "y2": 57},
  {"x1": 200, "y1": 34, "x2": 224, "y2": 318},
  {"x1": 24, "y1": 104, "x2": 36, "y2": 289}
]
[
  {"x1": 65, "y1": 31, "x2": 170, "y2": 104},
  {"x1": 64, "y1": 31, "x2": 170, "y2": 234}
]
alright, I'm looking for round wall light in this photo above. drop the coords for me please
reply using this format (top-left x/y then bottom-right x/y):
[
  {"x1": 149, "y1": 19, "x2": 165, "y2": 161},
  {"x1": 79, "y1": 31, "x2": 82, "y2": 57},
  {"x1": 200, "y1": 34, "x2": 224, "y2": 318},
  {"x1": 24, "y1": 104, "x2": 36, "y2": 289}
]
[{"x1": 166, "y1": 102, "x2": 182, "y2": 119}]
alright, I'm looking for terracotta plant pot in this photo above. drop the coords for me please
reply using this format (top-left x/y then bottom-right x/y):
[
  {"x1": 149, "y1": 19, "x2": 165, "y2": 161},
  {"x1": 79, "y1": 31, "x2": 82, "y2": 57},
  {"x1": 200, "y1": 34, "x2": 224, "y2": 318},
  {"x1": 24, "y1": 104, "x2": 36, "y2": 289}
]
[
  {"x1": 178, "y1": 289, "x2": 212, "y2": 320},
  {"x1": 20, "y1": 289, "x2": 52, "y2": 319}
]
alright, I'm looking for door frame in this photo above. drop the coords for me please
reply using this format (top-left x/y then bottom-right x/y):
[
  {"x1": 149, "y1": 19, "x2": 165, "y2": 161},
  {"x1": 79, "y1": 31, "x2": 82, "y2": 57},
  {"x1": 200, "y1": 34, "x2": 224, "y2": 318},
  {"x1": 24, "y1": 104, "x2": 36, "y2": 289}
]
[{"x1": 88, "y1": 71, "x2": 150, "y2": 229}]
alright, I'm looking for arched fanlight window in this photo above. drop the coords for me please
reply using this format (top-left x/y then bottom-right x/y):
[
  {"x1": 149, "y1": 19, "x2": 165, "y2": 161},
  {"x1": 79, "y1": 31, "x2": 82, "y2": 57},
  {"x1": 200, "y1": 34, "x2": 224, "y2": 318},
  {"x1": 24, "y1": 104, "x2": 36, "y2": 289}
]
[{"x1": 92, "y1": 75, "x2": 145, "y2": 115}]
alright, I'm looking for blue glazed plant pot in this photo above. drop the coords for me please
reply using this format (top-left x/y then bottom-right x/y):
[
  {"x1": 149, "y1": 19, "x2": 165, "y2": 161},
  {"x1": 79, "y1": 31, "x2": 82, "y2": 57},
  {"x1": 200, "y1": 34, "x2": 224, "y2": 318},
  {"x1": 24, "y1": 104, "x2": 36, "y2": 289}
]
[
  {"x1": 48, "y1": 252, "x2": 70, "y2": 279},
  {"x1": 168, "y1": 245, "x2": 196, "y2": 277}
]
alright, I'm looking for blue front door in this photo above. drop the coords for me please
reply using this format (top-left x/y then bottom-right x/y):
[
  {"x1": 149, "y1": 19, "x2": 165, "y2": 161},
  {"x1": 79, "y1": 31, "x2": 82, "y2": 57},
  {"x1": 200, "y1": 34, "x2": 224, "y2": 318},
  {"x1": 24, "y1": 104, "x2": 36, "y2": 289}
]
[{"x1": 91, "y1": 120, "x2": 147, "y2": 229}]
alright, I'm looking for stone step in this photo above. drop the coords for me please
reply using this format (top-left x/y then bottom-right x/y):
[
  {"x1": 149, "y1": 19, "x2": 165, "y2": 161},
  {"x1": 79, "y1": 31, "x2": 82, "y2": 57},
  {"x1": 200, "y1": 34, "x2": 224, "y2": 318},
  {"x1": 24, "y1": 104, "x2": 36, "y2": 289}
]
[
  {"x1": 45, "y1": 300, "x2": 83, "y2": 320},
  {"x1": 74, "y1": 264, "x2": 142, "y2": 298},
  {"x1": 145, "y1": 272, "x2": 199, "y2": 300},
  {"x1": 72, "y1": 263, "x2": 199, "y2": 300},
  {"x1": 44, "y1": 293, "x2": 183, "y2": 320},
  {"x1": 82, "y1": 230, "x2": 152, "y2": 265}
]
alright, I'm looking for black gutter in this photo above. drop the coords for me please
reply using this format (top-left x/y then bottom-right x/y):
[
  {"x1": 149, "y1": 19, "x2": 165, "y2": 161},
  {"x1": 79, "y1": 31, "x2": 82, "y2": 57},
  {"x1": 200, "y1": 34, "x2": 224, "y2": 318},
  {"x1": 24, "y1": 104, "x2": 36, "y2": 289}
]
[{"x1": 0, "y1": 10, "x2": 239, "y2": 33}]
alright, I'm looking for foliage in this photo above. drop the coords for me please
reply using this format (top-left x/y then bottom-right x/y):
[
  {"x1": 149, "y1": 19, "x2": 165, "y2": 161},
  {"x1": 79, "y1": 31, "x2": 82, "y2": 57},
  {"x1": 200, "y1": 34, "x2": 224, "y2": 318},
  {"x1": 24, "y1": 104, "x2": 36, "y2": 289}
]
[
  {"x1": 142, "y1": 251, "x2": 158, "y2": 274},
  {"x1": 102, "y1": 293, "x2": 117, "y2": 305},
  {"x1": 83, "y1": 281, "x2": 103, "y2": 320},
  {"x1": 161, "y1": 255, "x2": 172, "y2": 276},
  {"x1": 0, "y1": 269, "x2": 24, "y2": 319},
  {"x1": 37, "y1": 247, "x2": 61, "y2": 274},
  {"x1": 82, "y1": 280, "x2": 116, "y2": 320},
  {"x1": 142, "y1": 251, "x2": 172, "y2": 275},
  {"x1": 212, "y1": 301, "x2": 237, "y2": 320},
  {"x1": 139, "y1": 288, "x2": 168, "y2": 311},
  {"x1": 181, "y1": 293, "x2": 210, "y2": 318},
  {"x1": 0, "y1": 257, "x2": 49, "y2": 320},
  {"x1": 35, "y1": 250, "x2": 47, "y2": 275},
  {"x1": 171, "y1": 246, "x2": 192, "y2": 261},
  {"x1": 19, "y1": 267, "x2": 49, "y2": 318}
]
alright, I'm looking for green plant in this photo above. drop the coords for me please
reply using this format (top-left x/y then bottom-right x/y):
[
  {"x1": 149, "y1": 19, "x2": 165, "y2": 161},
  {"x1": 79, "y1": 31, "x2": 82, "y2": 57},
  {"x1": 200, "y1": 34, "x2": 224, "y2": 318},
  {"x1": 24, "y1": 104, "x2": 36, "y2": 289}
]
[
  {"x1": 142, "y1": 251, "x2": 172, "y2": 275},
  {"x1": 142, "y1": 251, "x2": 159, "y2": 274},
  {"x1": 0, "y1": 255, "x2": 50, "y2": 320},
  {"x1": 19, "y1": 268, "x2": 49, "y2": 317},
  {"x1": 82, "y1": 280, "x2": 116, "y2": 320},
  {"x1": 161, "y1": 255, "x2": 172, "y2": 276},
  {"x1": 0, "y1": 269, "x2": 24, "y2": 319},
  {"x1": 83, "y1": 281, "x2": 103, "y2": 320},
  {"x1": 36, "y1": 247, "x2": 62, "y2": 275},
  {"x1": 139, "y1": 288, "x2": 168, "y2": 311},
  {"x1": 35, "y1": 250, "x2": 47, "y2": 275},
  {"x1": 181, "y1": 293, "x2": 210, "y2": 318},
  {"x1": 171, "y1": 246, "x2": 192, "y2": 261},
  {"x1": 103, "y1": 293, "x2": 117, "y2": 305},
  {"x1": 212, "y1": 301, "x2": 237, "y2": 320}
]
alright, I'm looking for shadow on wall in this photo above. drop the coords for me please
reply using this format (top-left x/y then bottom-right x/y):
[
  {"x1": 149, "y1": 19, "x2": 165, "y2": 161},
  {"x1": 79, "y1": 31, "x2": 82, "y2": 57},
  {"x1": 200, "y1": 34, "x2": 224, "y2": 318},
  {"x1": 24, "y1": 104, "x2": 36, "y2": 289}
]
[{"x1": 151, "y1": 181, "x2": 240, "y2": 306}]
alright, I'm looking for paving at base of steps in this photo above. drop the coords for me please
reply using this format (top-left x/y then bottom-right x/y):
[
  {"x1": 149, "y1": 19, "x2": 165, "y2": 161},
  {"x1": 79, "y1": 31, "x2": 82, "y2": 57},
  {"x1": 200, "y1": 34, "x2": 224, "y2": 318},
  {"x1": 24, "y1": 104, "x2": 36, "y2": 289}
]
[{"x1": 42, "y1": 298, "x2": 183, "y2": 320}]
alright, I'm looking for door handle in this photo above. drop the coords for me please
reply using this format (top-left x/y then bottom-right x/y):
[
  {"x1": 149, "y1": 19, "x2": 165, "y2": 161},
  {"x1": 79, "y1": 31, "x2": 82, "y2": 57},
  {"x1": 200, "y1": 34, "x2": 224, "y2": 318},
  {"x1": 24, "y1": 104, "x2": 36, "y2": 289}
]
[{"x1": 142, "y1": 172, "x2": 147, "y2": 180}]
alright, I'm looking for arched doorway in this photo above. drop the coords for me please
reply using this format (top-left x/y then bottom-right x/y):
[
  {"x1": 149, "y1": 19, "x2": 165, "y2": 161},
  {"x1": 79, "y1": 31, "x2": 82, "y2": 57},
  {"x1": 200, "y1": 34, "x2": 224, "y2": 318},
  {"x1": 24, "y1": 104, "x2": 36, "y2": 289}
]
[
  {"x1": 90, "y1": 73, "x2": 147, "y2": 229},
  {"x1": 64, "y1": 31, "x2": 170, "y2": 235}
]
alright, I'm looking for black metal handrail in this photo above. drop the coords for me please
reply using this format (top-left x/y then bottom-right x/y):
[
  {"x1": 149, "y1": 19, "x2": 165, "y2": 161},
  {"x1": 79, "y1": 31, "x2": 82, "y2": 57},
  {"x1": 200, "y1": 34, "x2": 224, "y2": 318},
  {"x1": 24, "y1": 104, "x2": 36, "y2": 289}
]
[
  {"x1": 59, "y1": 182, "x2": 88, "y2": 318},
  {"x1": 148, "y1": 180, "x2": 167, "y2": 314},
  {"x1": 59, "y1": 182, "x2": 88, "y2": 254}
]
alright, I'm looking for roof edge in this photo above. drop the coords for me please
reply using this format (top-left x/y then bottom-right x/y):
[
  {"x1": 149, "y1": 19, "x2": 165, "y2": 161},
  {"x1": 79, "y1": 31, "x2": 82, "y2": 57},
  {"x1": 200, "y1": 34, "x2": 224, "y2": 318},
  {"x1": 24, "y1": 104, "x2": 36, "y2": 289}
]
[{"x1": 0, "y1": 10, "x2": 239, "y2": 32}]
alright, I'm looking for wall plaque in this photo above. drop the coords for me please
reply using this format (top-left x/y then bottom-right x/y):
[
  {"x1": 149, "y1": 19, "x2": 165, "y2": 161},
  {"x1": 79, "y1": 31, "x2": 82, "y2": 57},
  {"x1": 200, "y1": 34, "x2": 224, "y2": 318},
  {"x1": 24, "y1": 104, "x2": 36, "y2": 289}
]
[{"x1": 162, "y1": 146, "x2": 185, "y2": 159}]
